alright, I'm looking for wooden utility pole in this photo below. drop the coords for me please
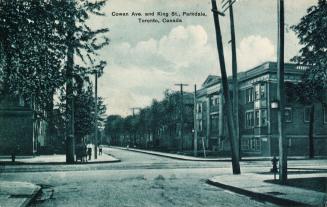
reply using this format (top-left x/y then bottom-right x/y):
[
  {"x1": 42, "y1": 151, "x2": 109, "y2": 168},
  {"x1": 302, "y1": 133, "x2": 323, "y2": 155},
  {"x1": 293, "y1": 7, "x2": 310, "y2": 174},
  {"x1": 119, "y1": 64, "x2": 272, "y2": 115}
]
[
  {"x1": 130, "y1": 107, "x2": 141, "y2": 116},
  {"x1": 130, "y1": 107, "x2": 141, "y2": 147},
  {"x1": 193, "y1": 84, "x2": 198, "y2": 157},
  {"x1": 94, "y1": 72, "x2": 98, "y2": 159},
  {"x1": 211, "y1": 0, "x2": 240, "y2": 174},
  {"x1": 277, "y1": 0, "x2": 287, "y2": 184},
  {"x1": 226, "y1": 0, "x2": 240, "y2": 159},
  {"x1": 175, "y1": 83, "x2": 188, "y2": 152}
]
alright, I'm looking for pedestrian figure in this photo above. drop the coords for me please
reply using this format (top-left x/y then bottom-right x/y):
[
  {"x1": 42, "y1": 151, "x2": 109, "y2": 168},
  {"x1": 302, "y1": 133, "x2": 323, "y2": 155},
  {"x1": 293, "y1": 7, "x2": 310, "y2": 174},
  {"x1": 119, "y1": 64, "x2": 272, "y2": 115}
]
[
  {"x1": 87, "y1": 147, "x2": 92, "y2": 160},
  {"x1": 11, "y1": 148, "x2": 16, "y2": 162},
  {"x1": 82, "y1": 144, "x2": 87, "y2": 162},
  {"x1": 99, "y1": 146, "x2": 102, "y2": 155}
]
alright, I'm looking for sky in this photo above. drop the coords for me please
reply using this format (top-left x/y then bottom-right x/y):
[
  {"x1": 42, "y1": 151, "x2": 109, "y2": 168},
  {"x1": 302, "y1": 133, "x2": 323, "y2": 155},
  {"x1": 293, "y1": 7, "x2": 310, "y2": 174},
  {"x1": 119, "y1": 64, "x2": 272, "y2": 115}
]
[{"x1": 89, "y1": 0, "x2": 316, "y2": 117}]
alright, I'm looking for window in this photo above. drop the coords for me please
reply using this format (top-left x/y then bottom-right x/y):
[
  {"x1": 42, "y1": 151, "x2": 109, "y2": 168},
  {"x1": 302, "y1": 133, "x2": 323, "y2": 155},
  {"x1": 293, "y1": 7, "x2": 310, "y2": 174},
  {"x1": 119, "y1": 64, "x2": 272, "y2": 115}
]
[
  {"x1": 255, "y1": 110, "x2": 260, "y2": 127},
  {"x1": 260, "y1": 83, "x2": 266, "y2": 99},
  {"x1": 198, "y1": 120, "x2": 203, "y2": 131},
  {"x1": 245, "y1": 111, "x2": 254, "y2": 128},
  {"x1": 250, "y1": 138, "x2": 261, "y2": 151},
  {"x1": 285, "y1": 108, "x2": 292, "y2": 122},
  {"x1": 218, "y1": 138, "x2": 224, "y2": 150},
  {"x1": 254, "y1": 83, "x2": 266, "y2": 100},
  {"x1": 241, "y1": 139, "x2": 249, "y2": 150},
  {"x1": 246, "y1": 87, "x2": 254, "y2": 103},
  {"x1": 323, "y1": 106, "x2": 327, "y2": 124},
  {"x1": 261, "y1": 109, "x2": 267, "y2": 126},
  {"x1": 288, "y1": 137, "x2": 292, "y2": 147},
  {"x1": 210, "y1": 115, "x2": 219, "y2": 132},
  {"x1": 242, "y1": 138, "x2": 261, "y2": 151},
  {"x1": 211, "y1": 95, "x2": 219, "y2": 106},
  {"x1": 255, "y1": 85, "x2": 260, "y2": 100},
  {"x1": 197, "y1": 103, "x2": 202, "y2": 113},
  {"x1": 304, "y1": 107, "x2": 311, "y2": 123}
]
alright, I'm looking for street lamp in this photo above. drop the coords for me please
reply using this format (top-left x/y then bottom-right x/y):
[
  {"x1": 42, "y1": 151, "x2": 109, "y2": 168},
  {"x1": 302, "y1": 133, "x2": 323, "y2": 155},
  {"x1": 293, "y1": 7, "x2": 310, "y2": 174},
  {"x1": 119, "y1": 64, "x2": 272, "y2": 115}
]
[{"x1": 271, "y1": 100, "x2": 279, "y2": 109}]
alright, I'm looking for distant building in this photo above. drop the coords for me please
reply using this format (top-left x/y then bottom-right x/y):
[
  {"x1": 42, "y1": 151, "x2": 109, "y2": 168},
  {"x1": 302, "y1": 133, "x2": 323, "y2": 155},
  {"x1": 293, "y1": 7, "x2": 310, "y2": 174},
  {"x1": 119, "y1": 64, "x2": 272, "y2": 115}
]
[
  {"x1": 196, "y1": 62, "x2": 327, "y2": 156},
  {"x1": 155, "y1": 91, "x2": 194, "y2": 152},
  {"x1": 0, "y1": 94, "x2": 47, "y2": 155}
]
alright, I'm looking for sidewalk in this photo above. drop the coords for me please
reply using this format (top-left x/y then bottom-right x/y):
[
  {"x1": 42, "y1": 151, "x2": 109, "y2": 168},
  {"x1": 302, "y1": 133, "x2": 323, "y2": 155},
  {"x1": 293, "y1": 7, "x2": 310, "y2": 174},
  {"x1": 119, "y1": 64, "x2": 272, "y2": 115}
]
[
  {"x1": 0, "y1": 181, "x2": 41, "y2": 207},
  {"x1": 113, "y1": 146, "x2": 319, "y2": 162},
  {"x1": 207, "y1": 173, "x2": 327, "y2": 207},
  {"x1": 0, "y1": 148, "x2": 120, "y2": 165}
]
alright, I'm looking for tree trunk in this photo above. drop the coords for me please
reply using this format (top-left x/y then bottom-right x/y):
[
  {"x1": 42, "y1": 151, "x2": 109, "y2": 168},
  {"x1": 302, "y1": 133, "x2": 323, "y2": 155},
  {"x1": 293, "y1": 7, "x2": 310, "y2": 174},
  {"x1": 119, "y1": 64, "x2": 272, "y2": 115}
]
[
  {"x1": 66, "y1": 36, "x2": 75, "y2": 164},
  {"x1": 46, "y1": 91, "x2": 55, "y2": 147},
  {"x1": 309, "y1": 104, "x2": 315, "y2": 158}
]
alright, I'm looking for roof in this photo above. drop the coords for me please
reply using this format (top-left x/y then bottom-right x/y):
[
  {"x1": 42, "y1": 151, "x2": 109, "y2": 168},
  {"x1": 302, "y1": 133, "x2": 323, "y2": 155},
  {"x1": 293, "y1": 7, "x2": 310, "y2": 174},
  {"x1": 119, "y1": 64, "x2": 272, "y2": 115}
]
[
  {"x1": 202, "y1": 75, "x2": 221, "y2": 88},
  {"x1": 238, "y1": 61, "x2": 307, "y2": 83},
  {"x1": 196, "y1": 61, "x2": 308, "y2": 97}
]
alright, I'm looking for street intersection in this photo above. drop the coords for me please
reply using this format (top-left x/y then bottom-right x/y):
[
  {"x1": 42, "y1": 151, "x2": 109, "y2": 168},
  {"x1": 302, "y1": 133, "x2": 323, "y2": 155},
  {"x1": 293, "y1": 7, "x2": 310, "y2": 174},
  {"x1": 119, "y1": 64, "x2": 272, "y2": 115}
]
[{"x1": 1, "y1": 148, "x2": 326, "y2": 207}]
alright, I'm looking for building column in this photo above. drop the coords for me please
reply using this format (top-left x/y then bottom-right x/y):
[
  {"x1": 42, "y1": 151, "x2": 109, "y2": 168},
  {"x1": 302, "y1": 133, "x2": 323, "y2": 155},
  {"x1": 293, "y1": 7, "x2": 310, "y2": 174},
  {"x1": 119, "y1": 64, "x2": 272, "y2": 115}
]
[
  {"x1": 218, "y1": 94, "x2": 224, "y2": 150},
  {"x1": 206, "y1": 97, "x2": 211, "y2": 149},
  {"x1": 267, "y1": 80, "x2": 272, "y2": 156}
]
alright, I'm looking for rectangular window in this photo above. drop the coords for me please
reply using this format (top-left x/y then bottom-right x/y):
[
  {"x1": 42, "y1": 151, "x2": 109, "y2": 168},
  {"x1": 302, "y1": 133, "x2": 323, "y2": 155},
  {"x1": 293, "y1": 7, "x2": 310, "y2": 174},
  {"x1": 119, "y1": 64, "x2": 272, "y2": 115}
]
[
  {"x1": 304, "y1": 107, "x2": 311, "y2": 123},
  {"x1": 255, "y1": 85, "x2": 260, "y2": 100},
  {"x1": 246, "y1": 88, "x2": 254, "y2": 103},
  {"x1": 210, "y1": 115, "x2": 219, "y2": 132},
  {"x1": 198, "y1": 120, "x2": 203, "y2": 131},
  {"x1": 260, "y1": 83, "x2": 266, "y2": 99},
  {"x1": 218, "y1": 138, "x2": 224, "y2": 150},
  {"x1": 245, "y1": 111, "x2": 254, "y2": 128},
  {"x1": 255, "y1": 110, "x2": 260, "y2": 127},
  {"x1": 197, "y1": 103, "x2": 202, "y2": 113},
  {"x1": 241, "y1": 139, "x2": 249, "y2": 150},
  {"x1": 250, "y1": 138, "x2": 261, "y2": 151},
  {"x1": 288, "y1": 137, "x2": 292, "y2": 147},
  {"x1": 284, "y1": 108, "x2": 292, "y2": 122},
  {"x1": 211, "y1": 95, "x2": 219, "y2": 106},
  {"x1": 261, "y1": 109, "x2": 267, "y2": 126}
]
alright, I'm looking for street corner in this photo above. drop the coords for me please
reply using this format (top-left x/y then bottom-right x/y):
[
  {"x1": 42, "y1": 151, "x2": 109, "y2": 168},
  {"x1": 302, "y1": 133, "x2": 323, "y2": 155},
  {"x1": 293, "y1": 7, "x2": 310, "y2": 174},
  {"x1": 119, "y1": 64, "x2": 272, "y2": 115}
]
[
  {"x1": 207, "y1": 173, "x2": 327, "y2": 207},
  {"x1": 0, "y1": 181, "x2": 41, "y2": 207}
]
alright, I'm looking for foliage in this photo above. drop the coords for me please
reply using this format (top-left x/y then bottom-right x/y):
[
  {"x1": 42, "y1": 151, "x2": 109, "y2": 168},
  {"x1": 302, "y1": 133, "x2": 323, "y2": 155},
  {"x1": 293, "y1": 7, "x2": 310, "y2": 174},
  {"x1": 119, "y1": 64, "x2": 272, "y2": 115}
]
[
  {"x1": 57, "y1": 83, "x2": 106, "y2": 144},
  {"x1": 74, "y1": 85, "x2": 106, "y2": 143},
  {"x1": 0, "y1": 1, "x2": 109, "y2": 147},
  {"x1": 0, "y1": 0, "x2": 109, "y2": 109},
  {"x1": 0, "y1": 1, "x2": 67, "y2": 115},
  {"x1": 105, "y1": 115, "x2": 124, "y2": 137},
  {"x1": 104, "y1": 90, "x2": 194, "y2": 149},
  {"x1": 291, "y1": 0, "x2": 327, "y2": 104}
]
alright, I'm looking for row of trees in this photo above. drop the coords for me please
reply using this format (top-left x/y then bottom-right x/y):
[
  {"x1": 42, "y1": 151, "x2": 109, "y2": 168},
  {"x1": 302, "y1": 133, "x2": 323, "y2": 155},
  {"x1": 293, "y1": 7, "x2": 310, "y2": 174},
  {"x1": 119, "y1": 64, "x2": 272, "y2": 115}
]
[
  {"x1": 105, "y1": 90, "x2": 194, "y2": 151},
  {"x1": 0, "y1": 1, "x2": 109, "y2": 153}
]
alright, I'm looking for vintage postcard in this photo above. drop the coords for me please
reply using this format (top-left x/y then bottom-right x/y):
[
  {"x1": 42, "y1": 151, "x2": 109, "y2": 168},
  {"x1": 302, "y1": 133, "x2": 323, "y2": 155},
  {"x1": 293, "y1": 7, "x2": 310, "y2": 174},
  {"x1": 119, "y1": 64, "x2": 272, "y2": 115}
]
[{"x1": 0, "y1": 0, "x2": 326, "y2": 206}]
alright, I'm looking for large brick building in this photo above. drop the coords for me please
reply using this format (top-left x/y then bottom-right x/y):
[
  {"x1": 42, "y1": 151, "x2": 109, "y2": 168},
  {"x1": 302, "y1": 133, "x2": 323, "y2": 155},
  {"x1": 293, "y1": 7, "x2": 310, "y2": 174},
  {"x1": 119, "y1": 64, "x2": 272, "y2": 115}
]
[{"x1": 195, "y1": 62, "x2": 327, "y2": 156}]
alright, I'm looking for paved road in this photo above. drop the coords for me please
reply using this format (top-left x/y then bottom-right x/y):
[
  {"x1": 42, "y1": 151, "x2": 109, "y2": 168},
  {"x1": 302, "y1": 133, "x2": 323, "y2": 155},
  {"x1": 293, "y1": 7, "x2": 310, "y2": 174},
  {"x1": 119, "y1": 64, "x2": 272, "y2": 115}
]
[{"x1": 2, "y1": 148, "x2": 325, "y2": 207}]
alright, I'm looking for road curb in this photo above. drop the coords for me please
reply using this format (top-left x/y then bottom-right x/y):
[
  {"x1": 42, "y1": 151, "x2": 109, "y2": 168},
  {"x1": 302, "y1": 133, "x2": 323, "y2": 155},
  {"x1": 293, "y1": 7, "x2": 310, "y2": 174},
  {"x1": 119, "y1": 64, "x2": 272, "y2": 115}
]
[
  {"x1": 114, "y1": 147, "x2": 227, "y2": 162},
  {"x1": 20, "y1": 185, "x2": 42, "y2": 207},
  {"x1": 113, "y1": 147, "x2": 274, "y2": 162},
  {"x1": 0, "y1": 153, "x2": 121, "y2": 166},
  {"x1": 112, "y1": 147, "x2": 327, "y2": 162},
  {"x1": 206, "y1": 179, "x2": 310, "y2": 207}
]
